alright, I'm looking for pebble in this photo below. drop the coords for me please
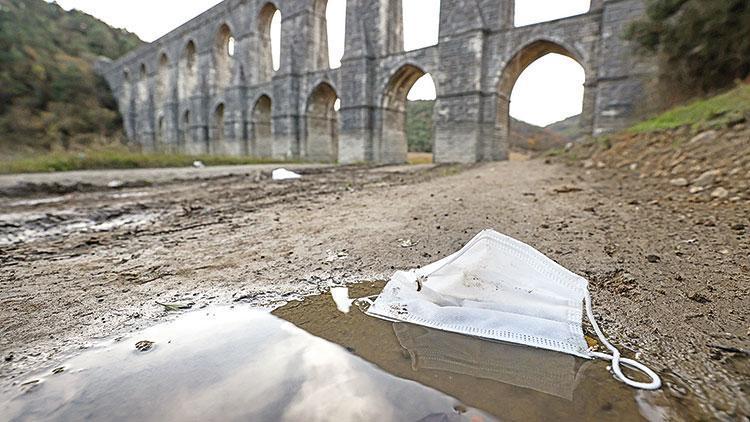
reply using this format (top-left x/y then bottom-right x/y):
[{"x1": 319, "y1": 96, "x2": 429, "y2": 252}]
[
  {"x1": 688, "y1": 130, "x2": 718, "y2": 145},
  {"x1": 670, "y1": 178, "x2": 689, "y2": 187},
  {"x1": 692, "y1": 169, "x2": 721, "y2": 187},
  {"x1": 646, "y1": 254, "x2": 661, "y2": 263},
  {"x1": 710, "y1": 187, "x2": 729, "y2": 199}
]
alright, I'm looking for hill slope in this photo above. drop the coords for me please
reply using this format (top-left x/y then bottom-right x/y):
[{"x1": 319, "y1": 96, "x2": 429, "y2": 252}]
[
  {"x1": 406, "y1": 100, "x2": 573, "y2": 153},
  {"x1": 0, "y1": 0, "x2": 142, "y2": 156}
]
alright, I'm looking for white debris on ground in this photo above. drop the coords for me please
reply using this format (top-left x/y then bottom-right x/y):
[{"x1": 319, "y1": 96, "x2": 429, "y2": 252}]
[
  {"x1": 272, "y1": 168, "x2": 302, "y2": 180},
  {"x1": 330, "y1": 287, "x2": 353, "y2": 314},
  {"x1": 192, "y1": 161, "x2": 206, "y2": 168}
]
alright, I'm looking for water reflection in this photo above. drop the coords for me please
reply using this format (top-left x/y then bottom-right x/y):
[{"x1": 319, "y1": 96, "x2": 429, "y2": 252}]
[
  {"x1": 0, "y1": 308, "x2": 491, "y2": 421},
  {"x1": 394, "y1": 323, "x2": 587, "y2": 400},
  {"x1": 274, "y1": 285, "x2": 655, "y2": 421}
]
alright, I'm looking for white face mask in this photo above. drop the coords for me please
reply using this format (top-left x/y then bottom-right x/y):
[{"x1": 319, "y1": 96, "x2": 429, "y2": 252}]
[{"x1": 363, "y1": 229, "x2": 661, "y2": 390}]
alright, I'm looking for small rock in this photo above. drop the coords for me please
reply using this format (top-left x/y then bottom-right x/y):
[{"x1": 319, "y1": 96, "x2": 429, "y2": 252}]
[
  {"x1": 135, "y1": 340, "x2": 155, "y2": 352},
  {"x1": 596, "y1": 161, "x2": 606, "y2": 169},
  {"x1": 688, "y1": 130, "x2": 718, "y2": 145},
  {"x1": 692, "y1": 169, "x2": 721, "y2": 187},
  {"x1": 583, "y1": 159, "x2": 595, "y2": 169},
  {"x1": 107, "y1": 180, "x2": 124, "y2": 189},
  {"x1": 192, "y1": 161, "x2": 206, "y2": 168},
  {"x1": 689, "y1": 186, "x2": 705, "y2": 194},
  {"x1": 688, "y1": 292, "x2": 711, "y2": 304},
  {"x1": 4, "y1": 354, "x2": 13, "y2": 362},
  {"x1": 52, "y1": 367, "x2": 65, "y2": 375},
  {"x1": 670, "y1": 178, "x2": 689, "y2": 187},
  {"x1": 710, "y1": 187, "x2": 729, "y2": 199},
  {"x1": 646, "y1": 254, "x2": 661, "y2": 263},
  {"x1": 731, "y1": 223, "x2": 747, "y2": 231},
  {"x1": 629, "y1": 163, "x2": 638, "y2": 171}
]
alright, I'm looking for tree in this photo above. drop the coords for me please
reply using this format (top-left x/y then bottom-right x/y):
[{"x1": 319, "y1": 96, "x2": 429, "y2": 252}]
[{"x1": 627, "y1": 0, "x2": 750, "y2": 92}]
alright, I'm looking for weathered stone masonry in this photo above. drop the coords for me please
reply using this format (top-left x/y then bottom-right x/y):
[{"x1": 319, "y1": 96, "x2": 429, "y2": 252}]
[{"x1": 99, "y1": 0, "x2": 657, "y2": 164}]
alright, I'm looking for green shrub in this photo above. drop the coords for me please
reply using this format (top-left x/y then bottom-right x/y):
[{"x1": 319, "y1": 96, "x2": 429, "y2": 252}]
[{"x1": 627, "y1": 0, "x2": 750, "y2": 93}]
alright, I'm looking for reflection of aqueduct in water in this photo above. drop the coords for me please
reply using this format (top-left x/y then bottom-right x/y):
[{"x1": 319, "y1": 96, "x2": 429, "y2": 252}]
[{"x1": 100, "y1": 0, "x2": 656, "y2": 164}]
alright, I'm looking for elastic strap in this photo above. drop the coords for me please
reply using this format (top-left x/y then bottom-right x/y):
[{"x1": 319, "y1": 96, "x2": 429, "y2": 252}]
[{"x1": 584, "y1": 291, "x2": 662, "y2": 390}]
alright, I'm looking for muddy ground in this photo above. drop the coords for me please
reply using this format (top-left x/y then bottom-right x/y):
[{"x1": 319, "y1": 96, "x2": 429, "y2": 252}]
[{"x1": 0, "y1": 139, "x2": 748, "y2": 419}]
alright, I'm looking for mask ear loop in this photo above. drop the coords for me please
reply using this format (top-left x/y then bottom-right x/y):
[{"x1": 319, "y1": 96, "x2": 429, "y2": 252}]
[{"x1": 584, "y1": 291, "x2": 662, "y2": 390}]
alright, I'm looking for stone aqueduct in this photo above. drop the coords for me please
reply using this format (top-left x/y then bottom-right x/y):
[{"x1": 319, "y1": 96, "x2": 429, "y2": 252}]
[{"x1": 100, "y1": 0, "x2": 656, "y2": 164}]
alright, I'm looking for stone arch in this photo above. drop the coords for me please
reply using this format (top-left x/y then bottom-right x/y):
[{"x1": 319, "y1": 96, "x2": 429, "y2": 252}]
[
  {"x1": 305, "y1": 82, "x2": 339, "y2": 162},
  {"x1": 311, "y1": 0, "x2": 329, "y2": 70},
  {"x1": 379, "y1": 63, "x2": 429, "y2": 163},
  {"x1": 497, "y1": 39, "x2": 585, "y2": 97},
  {"x1": 212, "y1": 102, "x2": 226, "y2": 153},
  {"x1": 121, "y1": 68, "x2": 135, "y2": 139},
  {"x1": 250, "y1": 95, "x2": 273, "y2": 158},
  {"x1": 494, "y1": 39, "x2": 589, "y2": 157},
  {"x1": 156, "y1": 114, "x2": 165, "y2": 146},
  {"x1": 137, "y1": 63, "x2": 148, "y2": 102},
  {"x1": 179, "y1": 40, "x2": 199, "y2": 100},
  {"x1": 180, "y1": 109, "x2": 191, "y2": 148},
  {"x1": 258, "y1": 3, "x2": 280, "y2": 82},
  {"x1": 156, "y1": 53, "x2": 170, "y2": 105},
  {"x1": 213, "y1": 23, "x2": 235, "y2": 91}
]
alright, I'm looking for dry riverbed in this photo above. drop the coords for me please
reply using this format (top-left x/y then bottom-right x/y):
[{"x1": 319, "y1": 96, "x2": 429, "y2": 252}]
[{"x1": 0, "y1": 153, "x2": 748, "y2": 420}]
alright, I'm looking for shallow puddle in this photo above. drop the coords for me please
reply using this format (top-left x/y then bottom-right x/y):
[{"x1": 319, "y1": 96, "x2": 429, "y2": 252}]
[
  {"x1": 1, "y1": 282, "x2": 674, "y2": 421},
  {"x1": 0, "y1": 209, "x2": 158, "y2": 246}
]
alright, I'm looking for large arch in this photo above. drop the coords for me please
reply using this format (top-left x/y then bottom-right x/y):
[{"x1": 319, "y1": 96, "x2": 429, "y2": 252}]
[
  {"x1": 178, "y1": 40, "x2": 198, "y2": 100},
  {"x1": 379, "y1": 64, "x2": 429, "y2": 164},
  {"x1": 495, "y1": 40, "x2": 589, "y2": 157},
  {"x1": 258, "y1": 3, "x2": 280, "y2": 82},
  {"x1": 213, "y1": 24, "x2": 235, "y2": 91},
  {"x1": 250, "y1": 95, "x2": 273, "y2": 158},
  {"x1": 305, "y1": 83, "x2": 339, "y2": 162}
]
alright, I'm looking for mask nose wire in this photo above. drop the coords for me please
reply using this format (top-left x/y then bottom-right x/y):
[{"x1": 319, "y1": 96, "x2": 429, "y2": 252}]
[{"x1": 584, "y1": 291, "x2": 662, "y2": 390}]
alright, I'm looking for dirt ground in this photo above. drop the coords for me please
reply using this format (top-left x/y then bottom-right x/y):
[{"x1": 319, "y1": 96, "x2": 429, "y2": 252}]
[{"x1": 0, "y1": 132, "x2": 748, "y2": 419}]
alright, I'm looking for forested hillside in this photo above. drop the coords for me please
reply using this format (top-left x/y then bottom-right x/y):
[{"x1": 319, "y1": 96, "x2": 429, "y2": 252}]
[
  {"x1": 0, "y1": 0, "x2": 142, "y2": 156},
  {"x1": 406, "y1": 100, "x2": 573, "y2": 153}
]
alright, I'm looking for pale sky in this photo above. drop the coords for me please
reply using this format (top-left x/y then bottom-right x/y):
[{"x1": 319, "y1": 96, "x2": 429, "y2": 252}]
[{"x1": 49, "y1": 0, "x2": 589, "y2": 126}]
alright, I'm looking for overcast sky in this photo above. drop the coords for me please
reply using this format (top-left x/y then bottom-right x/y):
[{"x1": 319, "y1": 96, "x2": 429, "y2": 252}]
[{"x1": 49, "y1": 0, "x2": 590, "y2": 126}]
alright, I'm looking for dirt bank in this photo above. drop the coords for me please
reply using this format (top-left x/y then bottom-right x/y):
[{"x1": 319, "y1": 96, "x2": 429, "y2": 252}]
[{"x1": 0, "y1": 138, "x2": 748, "y2": 419}]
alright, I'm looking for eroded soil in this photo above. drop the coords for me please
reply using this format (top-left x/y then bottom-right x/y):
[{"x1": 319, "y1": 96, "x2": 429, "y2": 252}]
[{"x1": 0, "y1": 142, "x2": 748, "y2": 419}]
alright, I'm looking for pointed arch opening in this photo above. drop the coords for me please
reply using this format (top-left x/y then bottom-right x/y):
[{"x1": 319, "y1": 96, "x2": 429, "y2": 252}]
[
  {"x1": 181, "y1": 110, "x2": 191, "y2": 148},
  {"x1": 214, "y1": 24, "x2": 235, "y2": 90},
  {"x1": 311, "y1": 0, "x2": 346, "y2": 69},
  {"x1": 156, "y1": 115, "x2": 165, "y2": 147},
  {"x1": 179, "y1": 40, "x2": 198, "y2": 100},
  {"x1": 250, "y1": 95, "x2": 273, "y2": 158},
  {"x1": 327, "y1": 0, "x2": 345, "y2": 68},
  {"x1": 403, "y1": 0, "x2": 440, "y2": 51},
  {"x1": 514, "y1": 0, "x2": 591, "y2": 27},
  {"x1": 212, "y1": 103, "x2": 225, "y2": 153},
  {"x1": 306, "y1": 83, "x2": 339, "y2": 162},
  {"x1": 137, "y1": 63, "x2": 148, "y2": 103},
  {"x1": 259, "y1": 3, "x2": 281, "y2": 82},
  {"x1": 497, "y1": 40, "x2": 587, "y2": 155},
  {"x1": 156, "y1": 53, "x2": 170, "y2": 106},
  {"x1": 381, "y1": 65, "x2": 436, "y2": 163}
]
